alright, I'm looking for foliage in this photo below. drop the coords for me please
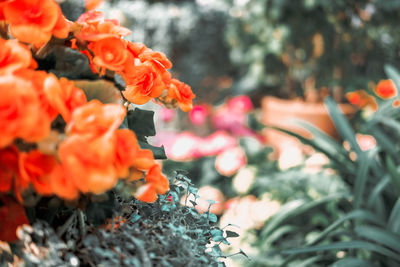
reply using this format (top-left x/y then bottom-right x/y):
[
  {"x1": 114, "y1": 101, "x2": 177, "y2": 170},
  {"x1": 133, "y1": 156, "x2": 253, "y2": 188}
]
[
  {"x1": 225, "y1": 0, "x2": 400, "y2": 100},
  {"x1": 0, "y1": 174, "x2": 241, "y2": 266},
  {"x1": 0, "y1": 1, "x2": 233, "y2": 266},
  {"x1": 251, "y1": 67, "x2": 400, "y2": 266}
]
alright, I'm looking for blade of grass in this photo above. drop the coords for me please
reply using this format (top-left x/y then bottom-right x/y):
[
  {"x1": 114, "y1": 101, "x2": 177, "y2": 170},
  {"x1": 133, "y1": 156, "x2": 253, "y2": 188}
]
[
  {"x1": 282, "y1": 240, "x2": 400, "y2": 262},
  {"x1": 261, "y1": 194, "x2": 349, "y2": 239},
  {"x1": 324, "y1": 97, "x2": 361, "y2": 154},
  {"x1": 355, "y1": 225, "x2": 400, "y2": 253},
  {"x1": 306, "y1": 210, "x2": 385, "y2": 246},
  {"x1": 330, "y1": 258, "x2": 374, "y2": 267},
  {"x1": 388, "y1": 197, "x2": 400, "y2": 234},
  {"x1": 354, "y1": 149, "x2": 378, "y2": 209}
]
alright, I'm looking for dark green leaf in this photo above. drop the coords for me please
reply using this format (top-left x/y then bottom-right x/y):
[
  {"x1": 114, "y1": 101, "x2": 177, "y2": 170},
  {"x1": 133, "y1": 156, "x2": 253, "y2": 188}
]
[
  {"x1": 307, "y1": 210, "x2": 385, "y2": 246},
  {"x1": 138, "y1": 141, "x2": 167, "y2": 160},
  {"x1": 225, "y1": 230, "x2": 239, "y2": 238},
  {"x1": 283, "y1": 241, "x2": 400, "y2": 262},
  {"x1": 126, "y1": 109, "x2": 156, "y2": 137},
  {"x1": 330, "y1": 258, "x2": 374, "y2": 267},
  {"x1": 355, "y1": 225, "x2": 400, "y2": 253},
  {"x1": 388, "y1": 197, "x2": 400, "y2": 234}
]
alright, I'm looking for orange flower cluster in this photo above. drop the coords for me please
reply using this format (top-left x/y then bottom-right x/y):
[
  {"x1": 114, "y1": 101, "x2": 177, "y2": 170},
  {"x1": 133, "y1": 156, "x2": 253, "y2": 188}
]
[
  {"x1": 346, "y1": 90, "x2": 378, "y2": 111},
  {"x1": 0, "y1": 43, "x2": 168, "y2": 203},
  {"x1": 71, "y1": 11, "x2": 195, "y2": 111},
  {"x1": 0, "y1": 3, "x2": 183, "y2": 210},
  {"x1": 0, "y1": 0, "x2": 70, "y2": 47},
  {"x1": 346, "y1": 79, "x2": 400, "y2": 110}
]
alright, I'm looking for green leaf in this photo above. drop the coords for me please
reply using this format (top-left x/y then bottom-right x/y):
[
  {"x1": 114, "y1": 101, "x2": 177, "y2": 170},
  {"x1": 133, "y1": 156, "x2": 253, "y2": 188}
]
[
  {"x1": 208, "y1": 213, "x2": 218, "y2": 223},
  {"x1": 386, "y1": 155, "x2": 400, "y2": 190},
  {"x1": 263, "y1": 225, "x2": 297, "y2": 246},
  {"x1": 354, "y1": 149, "x2": 377, "y2": 209},
  {"x1": 384, "y1": 64, "x2": 400, "y2": 90},
  {"x1": 355, "y1": 225, "x2": 400, "y2": 253},
  {"x1": 138, "y1": 141, "x2": 167, "y2": 160},
  {"x1": 126, "y1": 109, "x2": 156, "y2": 137},
  {"x1": 225, "y1": 230, "x2": 239, "y2": 238},
  {"x1": 210, "y1": 229, "x2": 223, "y2": 238},
  {"x1": 307, "y1": 210, "x2": 385, "y2": 246},
  {"x1": 367, "y1": 175, "x2": 390, "y2": 217},
  {"x1": 388, "y1": 197, "x2": 400, "y2": 234},
  {"x1": 283, "y1": 241, "x2": 400, "y2": 262},
  {"x1": 330, "y1": 258, "x2": 374, "y2": 267},
  {"x1": 324, "y1": 97, "x2": 361, "y2": 154},
  {"x1": 238, "y1": 249, "x2": 248, "y2": 258},
  {"x1": 261, "y1": 194, "x2": 348, "y2": 239},
  {"x1": 212, "y1": 244, "x2": 222, "y2": 256}
]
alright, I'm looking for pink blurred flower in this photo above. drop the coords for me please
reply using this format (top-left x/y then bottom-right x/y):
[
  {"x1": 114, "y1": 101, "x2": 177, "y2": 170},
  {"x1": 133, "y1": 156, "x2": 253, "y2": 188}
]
[
  {"x1": 198, "y1": 131, "x2": 237, "y2": 156},
  {"x1": 211, "y1": 106, "x2": 246, "y2": 132},
  {"x1": 227, "y1": 95, "x2": 253, "y2": 113},
  {"x1": 168, "y1": 132, "x2": 202, "y2": 161},
  {"x1": 356, "y1": 134, "x2": 377, "y2": 151},
  {"x1": 160, "y1": 107, "x2": 175, "y2": 123},
  {"x1": 189, "y1": 104, "x2": 209, "y2": 125},
  {"x1": 215, "y1": 147, "x2": 246, "y2": 176}
]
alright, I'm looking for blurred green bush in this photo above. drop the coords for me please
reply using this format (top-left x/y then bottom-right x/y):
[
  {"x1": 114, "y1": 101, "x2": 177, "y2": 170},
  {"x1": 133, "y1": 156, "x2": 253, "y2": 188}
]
[
  {"x1": 248, "y1": 66, "x2": 400, "y2": 266},
  {"x1": 225, "y1": 0, "x2": 400, "y2": 100}
]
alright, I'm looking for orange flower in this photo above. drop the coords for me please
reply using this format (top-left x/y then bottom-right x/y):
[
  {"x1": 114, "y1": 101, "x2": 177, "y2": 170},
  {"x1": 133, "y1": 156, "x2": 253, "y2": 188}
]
[
  {"x1": 0, "y1": 145, "x2": 18, "y2": 193},
  {"x1": 66, "y1": 100, "x2": 126, "y2": 139},
  {"x1": 59, "y1": 134, "x2": 118, "y2": 194},
  {"x1": 167, "y1": 78, "x2": 195, "y2": 112},
  {"x1": 0, "y1": 196, "x2": 29, "y2": 242},
  {"x1": 134, "y1": 183, "x2": 157, "y2": 203},
  {"x1": 122, "y1": 62, "x2": 166, "y2": 105},
  {"x1": 18, "y1": 150, "x2": 58, "y2": 195},
  {"x1": 88, "y1": 37, "x2": 129, "y2": 74},
  {"x1": 393, "y1": 99, "x2": 400, "y2": 108},
  {"x1": 0, "y1": 39, "x2": 37, "y2": 75},
  {"x1": 346, "y1": 90, "x2": 378, "y2": 111},
  {"x1": 138, "y1": 48, "x2": 172, "y2": 73},
  {"x1": 0, "y1": 1, "x2": 14, "y2": 21},
  {"x1": 0, "y1": 73, "x2": 51, "y2": 147},
  {"x1": 59, "y1": 101, "x2": 126, "y2": 195},
  {"x1": 74, "y1": 11, "x2": 130, "y2": 42},
  {"x1": 49, "y1": 164, "x2": 79, "y2": 200},
  {"x1": 374, "y1": 79, "x2": 398, "y2": 99},
  {"x1": 144, "y1": 164, "x2": 169, "y2": 195},
  {"x1": 3, "y1": 0, "x2": 70, "y2": 46},
  {"x1": 43, "y1": 75, "x2": 87, "y2": 123},
  {"x1": 114, "y1": 129, "x2": 155, "y2": 178},
  {"x1": 114, "y1": 129, "x2": 141, "y2": 178}
]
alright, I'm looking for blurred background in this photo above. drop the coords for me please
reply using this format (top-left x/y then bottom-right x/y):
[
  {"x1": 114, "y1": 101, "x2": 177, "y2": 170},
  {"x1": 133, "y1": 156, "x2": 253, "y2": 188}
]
[{"x1": 72, "y1": 0, "x2": 400, "y2": 265}]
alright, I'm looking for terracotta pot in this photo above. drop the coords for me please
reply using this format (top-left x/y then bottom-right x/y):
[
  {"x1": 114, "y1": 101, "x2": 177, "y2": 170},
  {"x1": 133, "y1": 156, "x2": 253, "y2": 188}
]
[{"x1": 261, "y1": 96, "x2": 356, "y2": 154}]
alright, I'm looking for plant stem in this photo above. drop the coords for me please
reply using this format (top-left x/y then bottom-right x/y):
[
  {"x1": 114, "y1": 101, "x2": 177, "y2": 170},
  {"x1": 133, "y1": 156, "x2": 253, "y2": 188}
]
[
  {"x1": 57, "y1": 212, "x2": 76, "y2": 237},
  {"x1": 77, "y1": 209, "x2": 86, "y2": 236}
]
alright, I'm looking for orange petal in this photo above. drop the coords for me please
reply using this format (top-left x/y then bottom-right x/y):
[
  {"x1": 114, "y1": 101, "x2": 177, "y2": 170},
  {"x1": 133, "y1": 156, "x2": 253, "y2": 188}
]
[
  {"x1": 375, "y1": 79, "x2": 398, "y2": 99},
  {"x1": 134, "y1": 183, "x2": 157, "y2": 203}
]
